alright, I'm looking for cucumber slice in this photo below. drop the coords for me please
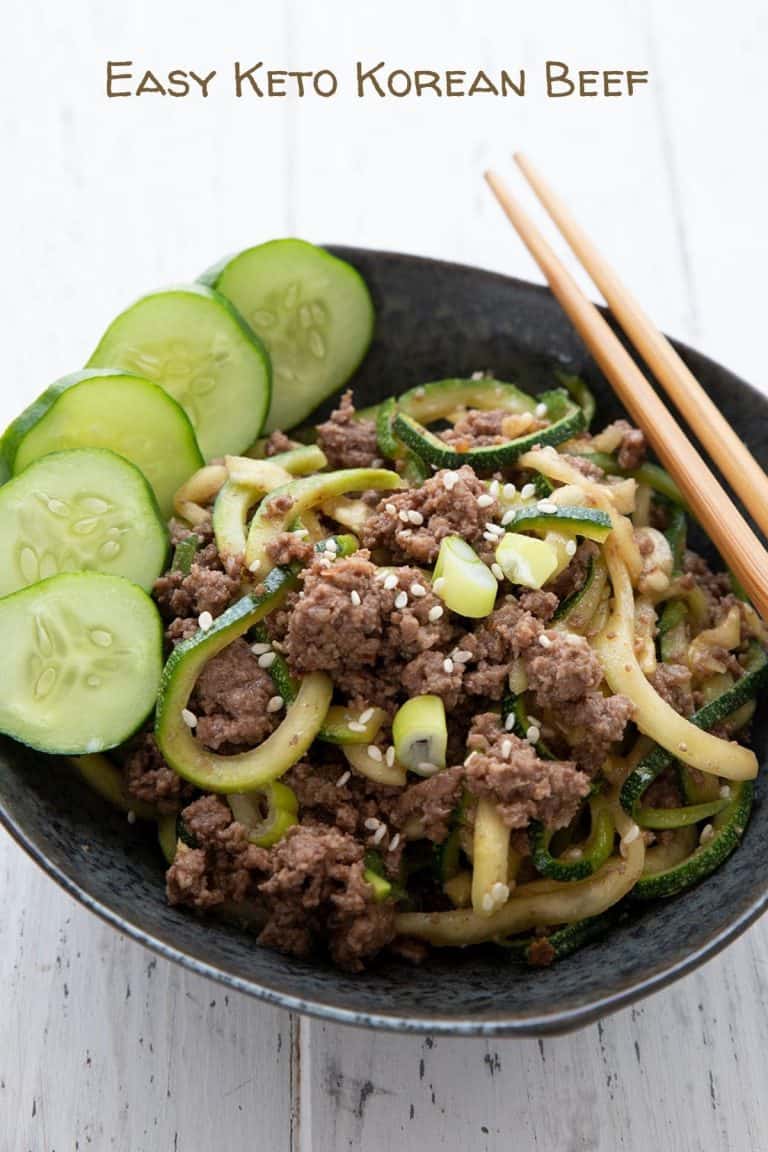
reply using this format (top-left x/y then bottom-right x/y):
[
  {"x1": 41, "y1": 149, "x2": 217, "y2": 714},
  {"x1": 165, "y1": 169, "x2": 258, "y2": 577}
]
[
  {"x1": 202, "y1": 240, "x2": 374, "y2": 433},
  {"x1": 0, "y1": 449, "x2": 168, "y2": 596},
  {"x1": 0, "y1": 573, "x2": 162, "y2": 755},
  {"x1": 87, "y1": 285, "x2": 271, "y2": 460},
  {"x1": 1, "y1": 370, "x2": 202, "y2": 519}
]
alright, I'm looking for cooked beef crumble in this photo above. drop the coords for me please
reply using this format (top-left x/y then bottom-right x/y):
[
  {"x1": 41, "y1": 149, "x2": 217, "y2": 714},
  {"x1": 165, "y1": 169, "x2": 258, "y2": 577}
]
[{"x1": 132, "y1": 389, "x2": 755, "y2": 971}]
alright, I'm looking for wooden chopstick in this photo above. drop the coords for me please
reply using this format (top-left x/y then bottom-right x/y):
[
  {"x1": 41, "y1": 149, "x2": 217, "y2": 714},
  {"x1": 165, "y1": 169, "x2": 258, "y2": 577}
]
[
  {"x1": 513, "y1": 151, "x2": 768, "y2": 541},
  {"x1": 484, "y1": 168, "x2": 768, "y2": 620}
]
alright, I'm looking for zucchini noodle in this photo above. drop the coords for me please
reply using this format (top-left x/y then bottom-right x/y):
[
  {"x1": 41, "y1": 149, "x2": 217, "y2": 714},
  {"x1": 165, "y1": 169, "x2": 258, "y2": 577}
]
[
  {"x1": 471, "y1": 797, "x2": 512, "y2": 915},
  {"x1": 596, "y1": 539, "x2": 758, "y2": 780},
  {"x1": 395, "y1": 804, "x2": 644, "y2": 947},
  {"x1": 174, "y1": 463, "x2": 228, "y2": 525}
]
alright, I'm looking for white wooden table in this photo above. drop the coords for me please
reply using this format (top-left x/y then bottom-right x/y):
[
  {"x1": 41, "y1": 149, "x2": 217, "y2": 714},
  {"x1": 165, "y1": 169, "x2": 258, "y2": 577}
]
[{"x1": 2, "y1": 2, "x2": 768, "y2": 1147}]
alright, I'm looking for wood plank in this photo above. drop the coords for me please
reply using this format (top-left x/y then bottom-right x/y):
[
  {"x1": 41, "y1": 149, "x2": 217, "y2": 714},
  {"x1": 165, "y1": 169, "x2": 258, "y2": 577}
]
[{"x1": 0, "y1": 833, "x2": 297, "y2": 1151}]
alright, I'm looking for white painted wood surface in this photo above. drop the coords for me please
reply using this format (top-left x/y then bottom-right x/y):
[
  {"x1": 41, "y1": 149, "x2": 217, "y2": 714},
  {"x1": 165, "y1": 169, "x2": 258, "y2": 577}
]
[{"x1": 1, "y1": 1, "x2": 768, "y2": 1148}]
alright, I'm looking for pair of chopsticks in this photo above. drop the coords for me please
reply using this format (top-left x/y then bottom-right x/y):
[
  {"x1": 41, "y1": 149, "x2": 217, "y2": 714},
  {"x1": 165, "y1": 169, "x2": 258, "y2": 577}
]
[{"x1": 485, "y1": 156, "x2": 768, "y2": 620}]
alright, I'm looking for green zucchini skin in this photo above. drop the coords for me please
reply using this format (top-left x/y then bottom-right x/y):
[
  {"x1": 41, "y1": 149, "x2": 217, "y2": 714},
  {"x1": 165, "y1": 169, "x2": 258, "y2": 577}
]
[
  {"x1": 555, "y1": 371, "x2": 596, "y2": 429},
  {"x1": 620, "y1": 643, "x2": 768, "y2": 819},
  {"x1": 392, "y1": 391, "x2": 585, "y2": 472},
  {"x1": 501, "y1": 505, "x2": 612, "y2": 542},
  {"x1": 633, "y1": 781, "x2": 754, "y2": 899},
  {"x1": 529, "y1": 800, "x2": 615, "y2": 882},
  {"x1": 87, "y1": 284, "x2": 272, "y2": 460},
  {"x1": 497, "y1": 908, "x2": 625, "y2": 964},
  {"x1": 0, "y1": 370, "x2": 204, "y2": 520}
]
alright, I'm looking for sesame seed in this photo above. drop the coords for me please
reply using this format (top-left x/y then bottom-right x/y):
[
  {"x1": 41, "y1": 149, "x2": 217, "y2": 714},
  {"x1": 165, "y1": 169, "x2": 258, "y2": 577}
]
[
  {"x1": 623, "y1": 823, "x2": 641, "y2": 845},
  {"x1": 398, "y1": 509, "x2": 410, "y2": 523},
  {"x1": 483, "y1": 531, "x2": 499, "y2": 543},
  {"x1": 348, "y1": 720, "x2": 367, "y2": 733},
  {"x1": 678, "y1": 741, "x2": 688, "y2": 753},
  {"x1": 410, "y1": 582, "x2": 427, "y2": 597},
  {"x1": 504, "y1": 712, "x2": 516, "y2": 731},
  {"x1": 399, "y1": 528, "x2": 412, "y2": 537},
  {"x1": 126, "y1": 809, "x2": 137, "y2": 825},
  {"x1": 292, "y1": 527, "x2": 310, "y2": 538},
  {"x1": 565, "y1": 540, "x2": 577, "y2": 557},
  {"x1": 481, "y1": 893, "x2": 495, "y2": 914},
  {"x1": 501, "y1": 739, "x2": 512, "y2": 760},
  {"x1": 350, "y1": 590, "x2": 362, "y2": 606},
  {"x1": 521, "y1": 483, "x2": 537, "y2": 500},
  {"x1": 386, "y1": 745, "x2": 396, "y2": 767},
  {"x1": 443, "y1": 471, "x2": 458, "y2": 491},
  {"x1": 477, "y1": 493, "x2": 495, "y2": 508},
  {"x1": 503, "y1": 483, "x2": 517, "y2": 500},
  {"x1": 385, "y1": 503, "x2": 397, "y2": 514},
  {"x1": 267, "y1": 695, "x2": 285, "y2": 713},
  {"x1": 538, "y1": 634, "x2": 552, "y2": 648},
  {"x1": 428, "y1": 605, "x2": 444, "y2": 623},
  {"x1": 198, "y1": 611, "x2": 213, "y2": 631},
  {"x1": 258, "y1": 651, "x2": 277, "y2": 668},
  {"x1": 489, "y1": 480, "x2": 500, "y2": 497},
  {"x1": 526, "y1": 725, "x2": 541, "y2": 745},
  {"x1": 408, "y1": 510, "x2": 424, "y2": 525},
  {"x1": 250, "y1": 642, "x2": 272, "y2": 655},
  {"x1": 394, "y1": 590, "x2": 408, "y2": 609},
  {"x1": 490, "y1": 881, "x2": 510, "y2": 904},
  {"x1": 181, "y1": 708, "x2": 198, "y2": 729},
  {"x1": 324, "y1": 537, "x2": 338, "y2": 552},
  {"x1": 364, "y1": 817, "x2": 381, "y2": 831},
  {"x1": 537, "y1": 500, "x2": 558, "y2": 514},
  {"x1": 443, "y1": 658, "x2": 455, "y2": 674},
  {"x1": 568, "y1": 847, "x2": 583, "y2": 860},
  {"x1": 485, "y1": 522, "x2": 504, "y2": 535},
  {"x1": 464, "y1": 751, "x2": 478, "y2": 766},
  {"x1": 700, "y1": 823, "x2": 715, "y2": 845},
  {"x1": 452, "y1": 649, "x2": 473, "y2": 664},
  {"x1": 367, "y1": 745, "x2": 383, "y2": 762},
  {"x1": 491, "y1": 563, "x2": 505, "y2": 582},
  {"x1": 373, "y1": 824, "x2": 387, "y2": 845},
  {"x1": 388, "y1": 833, "x2": 401, "y2": 852},
  {"x1": 565, "y1": 633, "x2": 582, "y2": 646},
  {"x1": 317, "y1": 556, "x2": 332, "y2": 568},
  {"x1": 433, "y1": 577, "x2": 446, "y2": 594},
  {"x1": 501, "y1": 509, "x2": 516, "y2": 527},
  {"x1": 336, "y1": 770, "x2": 351, "y2": 787},
  {"x1": 359, "y1": 707, "x2": 375, "y2": 724},
  {"x1": 535, "y1": 402, "x2": 548, "y2": 418},
  {"x1": 384, "y1": 573, "x2": 398, "y2": 590},
  {"x1": 720, "y1": 785, "x2": 731, "y2": 799},
  {"x1": 249, "y1": 560, "x2": 261, "y2": 573}
]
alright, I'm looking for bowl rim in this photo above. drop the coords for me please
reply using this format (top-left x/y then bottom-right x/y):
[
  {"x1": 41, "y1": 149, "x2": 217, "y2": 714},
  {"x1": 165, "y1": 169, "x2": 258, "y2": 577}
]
[{"x1": 3, "y1": 245, "x2": 768, "y2": 1036}]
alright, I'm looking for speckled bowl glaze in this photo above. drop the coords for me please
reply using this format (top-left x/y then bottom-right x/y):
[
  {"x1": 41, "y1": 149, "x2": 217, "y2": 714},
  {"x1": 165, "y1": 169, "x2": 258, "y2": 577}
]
[{"x1": 2, "y1": 248, "x2": 767, "y2": 1036}]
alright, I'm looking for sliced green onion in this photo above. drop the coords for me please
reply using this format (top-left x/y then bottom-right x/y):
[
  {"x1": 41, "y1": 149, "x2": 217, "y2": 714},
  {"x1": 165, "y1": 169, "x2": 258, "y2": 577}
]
[
  {"x1": 433, "y1": 535, "x2": 498, "y2": 618},
  {"x1": 392, "y1": 694, "x2": 448, "y2": 775},
  {"x1": 495, "y1": 533, "x2": 559, "y2": 589},
  {"x1": 228, "y1": 782, "x2": 299, "y2": 847}
]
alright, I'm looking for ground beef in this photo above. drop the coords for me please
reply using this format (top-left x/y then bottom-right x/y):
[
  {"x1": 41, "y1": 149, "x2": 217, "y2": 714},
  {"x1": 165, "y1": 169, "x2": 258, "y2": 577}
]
[
  {"x1": 282, "y1": 552, "x2": 458, "y2": 708},
  {"x1": 682, "y1": 552, "x2": 733, "y2": 624},
  {"x1": 643, "y1": 767, "x2": 683, "y2": 809},
  {"x1": 401, "y1": 650, "x2": 465, "y2": 708},
  {"x1": 440, "y1": 408, "x2": 548, "y2": 451},
  {"x1": 122, "y1": 731, "x2": 192, "y2": 814},
  {"x1": 361, "y1": 465, "x2": 499, "y2": 566},
  {"x1": 392, "y1": 766, "x2": 465, "y2": 842},
  {"x1": 651, "y1": 663, "x2": 695, "y2": 717},
  {"x1": 190, "y1": 638, "x2": 279, "y2": 751},
  {"x1": 154, "y1": 540, "x2": 242, "y2": 632},
  {"x1": 554, "y1": 693, "x2": 635, "y2": 775},
  {"x1": 528, "y1": 937, "x2": 558, "y2": 967},
  {"x1": 459, "y1": 598, "x2": 546, "y2": 700},
  {"x1": 258, "y1": 824, "x2": 396, "y2": 971},
  {"x1": 264, "y1": 429, "x2": 296, "y2": 456},
  {"x1": 464, "y1": 714, "x2": 590, "y2": 830},
  {"x1": 166, "y1": 795, "x2": 269, "y2": 910},
  {"x1": 615, "y1": 421, "x2": 647, "y2": 469},
  {"x1": 265, "y1": 531, "x2": 315, "y2": 568},
  {"x1": 561, "y1": 454, "x2": 606, "y2": 481},
  {"x1": 316, "y1": 389, "x2": 380, "y2": 469},
  {"x1": 283, "y1": 760, "x2": 402, "y2": 854},
  {"x1": 547, "y1": 541, "x2": 599, "y2": 602},
  {"x1": 525, "y1": 631, "x2": 603, "y2": 706}
]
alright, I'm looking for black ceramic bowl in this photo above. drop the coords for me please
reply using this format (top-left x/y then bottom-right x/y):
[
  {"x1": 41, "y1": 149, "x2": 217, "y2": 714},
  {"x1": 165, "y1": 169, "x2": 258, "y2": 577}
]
[{"x1": 2, "y1": 248, "x2": 767, "y2": 1036}]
